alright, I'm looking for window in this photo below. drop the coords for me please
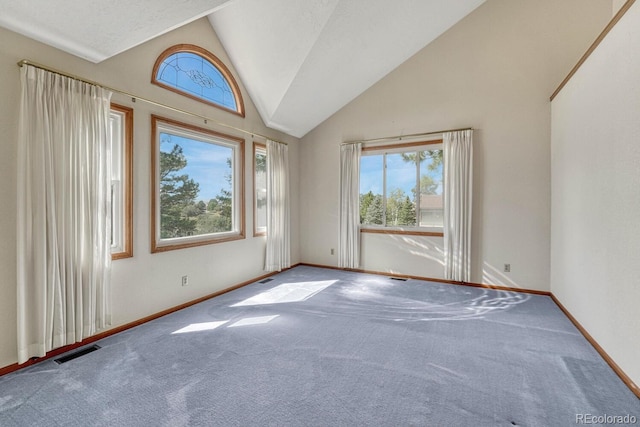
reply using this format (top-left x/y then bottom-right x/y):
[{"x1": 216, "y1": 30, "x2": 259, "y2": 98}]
[
  {"x1": 359, "y1": 141, "x2": 443, "y2": 235},
  {"x1": 152, "y1": 44, "x2": 244, "y2": 117},
  {"x1": 151, "y1": 115, "x2": 245, "y2": 252},
  {"x1": 110, "y1": 104, "x2": 133, "y2": 259},
  {"x1": 254, "y1": 143, "x2": 267, "y2": 236}
]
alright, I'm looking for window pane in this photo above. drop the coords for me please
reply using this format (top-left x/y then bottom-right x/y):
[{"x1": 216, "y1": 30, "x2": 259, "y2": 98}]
[
  {"x1": 386, "y1": 153, "x2": 417, "y2": 226},
  {"x1": 109, "y1": 104, "x2": 133, "y2": 259},
  {"x1": 109, "y1": 110, "x2": 125, "y2": 254},
  {"x1": 109, "y1": 111, "x2": 123, "y2": 252},
  {"x1": 152, "y1": 117, "x2": 244, "y2": 252},
  {"x1": 358, "y1": 144, "x2": 444, "y2": 231},
  {"x1": 360, "y1": 155, "x2": 384, "y2": 225},
  {"x1": 419, "y1": 149, "x2": 444, "y2": 227},
  {"x1": 159, "y1": 132, "x2": 234, "y2": 239},
  {"x1": 255, "y1": 147, "x2": 267, "y2": 231},
  {"x1": 156, "y1": 51, "x2": 237, "y2": 111}
]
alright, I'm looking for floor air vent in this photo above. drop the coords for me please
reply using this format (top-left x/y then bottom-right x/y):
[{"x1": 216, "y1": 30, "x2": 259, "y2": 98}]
[
  {"x1": 390, "y1": 277, "x2": 408, "y2": 281},
  {"x1": 259, "y1": 278, "x2": 274, "y2": 284},
  {"x1": 54, "y1": 345, "x2": 101, "y2": 364}
]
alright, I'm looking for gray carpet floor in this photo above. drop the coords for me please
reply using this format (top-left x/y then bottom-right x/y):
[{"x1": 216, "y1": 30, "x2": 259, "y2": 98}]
[{"x1": 1, "y1": 265, "x2": 638, "y2": 426}]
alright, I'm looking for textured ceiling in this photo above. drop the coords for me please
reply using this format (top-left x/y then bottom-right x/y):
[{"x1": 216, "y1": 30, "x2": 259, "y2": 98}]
[
  {"x1": 0, "y1": 0, "x2": 485, "y2": 138},
  {"x1": 0, "y1": 0, "x2": 232, "y2": 62}
]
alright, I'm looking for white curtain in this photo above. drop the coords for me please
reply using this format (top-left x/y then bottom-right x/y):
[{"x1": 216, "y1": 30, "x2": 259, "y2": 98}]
[
  {"x1": 17, "y1": 65, "x2": 113, "y2": 364},
  {"x1": 264, "y1": 139, "x2": 291, "y2": 271},
  {"x1": 339, "y1": 143, "x2": 361, "y2": 268},
  {"x1": 443, "y1": 130, "x2": 473, "y2": 282}
]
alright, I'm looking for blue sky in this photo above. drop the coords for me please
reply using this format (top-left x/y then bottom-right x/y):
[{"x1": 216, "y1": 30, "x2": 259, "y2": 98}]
[{"x1": 160, "y1": 133, "x2": 232, "y2": 202}]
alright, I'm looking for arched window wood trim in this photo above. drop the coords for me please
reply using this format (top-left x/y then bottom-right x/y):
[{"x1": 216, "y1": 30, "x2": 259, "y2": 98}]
[{"x1": 152, "y1": 44, "x2": 245, "y2": 117}]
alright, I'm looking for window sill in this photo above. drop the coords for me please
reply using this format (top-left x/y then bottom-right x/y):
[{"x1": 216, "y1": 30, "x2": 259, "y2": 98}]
[
  {"x1": 152, "y1": 232, "x2": 245, "y2": 253},
  {"x1": 360, "y1": 228, "x2": 443, "y2": 237},
  {"x1": 111, "y1": 250, "x2": 133, "y2": 260}
]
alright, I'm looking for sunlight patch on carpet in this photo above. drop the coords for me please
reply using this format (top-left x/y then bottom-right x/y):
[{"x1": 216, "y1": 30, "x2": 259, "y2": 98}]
[
  {"x1": 228, "y1": 315, "x2": 280, "y2": 328},
  {"x1": 172, "y1": 321, "x2": 228, "y2": 334},
  {"x1": 231, "y1": 280, "x2": 337, "y2": 306}
]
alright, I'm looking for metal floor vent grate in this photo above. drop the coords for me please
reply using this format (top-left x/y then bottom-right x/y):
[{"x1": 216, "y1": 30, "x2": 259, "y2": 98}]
[
  {"x1": 390, "y1": 277, "x2": 408, "y2": 281},
  {"x1": 259, "y1": 278, "x2": 274, "y2": 284},
  {"x1": 54, "y1": 345, "x2": 101, "y2": 364}
]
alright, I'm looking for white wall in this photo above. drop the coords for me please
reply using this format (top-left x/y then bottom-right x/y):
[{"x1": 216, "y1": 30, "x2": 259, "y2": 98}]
[
  {"x1": 299, "y1": 0, "x2": 612, "y2": 291},
  {"x1": 551, "y1": 1, "x2": 640, "y2": 389},
  {"x1": 0, "y1": 18, "x2": 300, "y2": 369}
]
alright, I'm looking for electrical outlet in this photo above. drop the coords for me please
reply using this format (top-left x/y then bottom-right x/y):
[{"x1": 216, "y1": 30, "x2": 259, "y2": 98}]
[
  {"x1": 504, "y1": 264, "x2": 511, "y2": 273},
  {"x1": 330, "y1": 248, "x2": 335, "y2": 255},
  {"x1": 181, "y1": 275, "x2": 188, "y2": 286}
]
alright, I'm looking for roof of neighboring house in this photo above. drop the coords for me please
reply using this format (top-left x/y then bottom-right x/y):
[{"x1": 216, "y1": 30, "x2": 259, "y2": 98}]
[{"x1": 420, "y1": 195, "x2": 443, "y2": 210}]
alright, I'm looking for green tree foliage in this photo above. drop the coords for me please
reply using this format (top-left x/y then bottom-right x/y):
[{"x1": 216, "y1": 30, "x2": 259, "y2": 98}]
[
  {"x1": 160, "y1": 142, "x2": 200, "y2": 238},
  {"x1": 385, "y1": 188, "x2": 405, "y2": 226},
  {"x1": 363, "y1": 194, "x2": 384, "y2": 225},
  {"x1": 360, "y1": 191, "x2": 375, "y2": 223},
  {"x1": 384, "y1": 189, "x2": 416, "y2": 226},
  {"x1": 182, "y1": 203, "x2": 201, "y2": 218},
  {"x1": 398, "y1": 196, "x2": 416, "y2": 226},
  {"x1": 420, "y1": 174, "x2": 439, "y2": 195},
  {"x1": 256, "y1": 151, "x2": 267, "y2": 172},
  {"x1": 360, "y1": 190, "x2": 416, "y2": 227},
  {"x1": 401, "y1": 149, "x2": 443, "y2": 171},
  {"x1": 402, "y1": 150, "x2": 441, "y2": 203},
  {"x1": 411, "y1": 174, "x2": 439, "y2": 201},
  {"x1": 196, "y1": 157, "x2": 233, "y2": 234},
  {"x1": 202, "y1": 187, "x2": 232, "y2": 232}
]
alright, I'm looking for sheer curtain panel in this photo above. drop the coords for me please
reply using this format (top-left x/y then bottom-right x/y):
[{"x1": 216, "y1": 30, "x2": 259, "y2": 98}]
[
  {"x1": 443, "y1": 130, "x2": 473, "y2": 282},
  {"x1": 17, "y1": 65, "x2": 113, "y2": 364},
  {"x1": 264, "y1": 139, "x2": 291, "y2": 272},
  {"x1": 339, "y1": 143, "x2": 361, "y2": 268}
]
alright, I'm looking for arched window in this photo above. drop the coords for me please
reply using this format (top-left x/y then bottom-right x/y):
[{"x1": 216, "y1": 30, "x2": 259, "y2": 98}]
[{"x1": 152, "y1": 44, "x2": 244, "y2": 117}]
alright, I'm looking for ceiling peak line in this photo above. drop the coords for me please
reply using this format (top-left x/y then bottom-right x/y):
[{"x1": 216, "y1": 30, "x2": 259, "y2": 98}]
[
  {"x1": 341, "y1": 127, "x2": 474, "y2": 146},
  {"x1": 17, "y1": 59, "x2": 288, "y2": 145}
]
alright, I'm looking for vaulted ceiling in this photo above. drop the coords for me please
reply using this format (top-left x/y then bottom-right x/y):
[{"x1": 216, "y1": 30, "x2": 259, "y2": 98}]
[{"x1": 0, "y1": 0, "x2": 486, "y2": 138}]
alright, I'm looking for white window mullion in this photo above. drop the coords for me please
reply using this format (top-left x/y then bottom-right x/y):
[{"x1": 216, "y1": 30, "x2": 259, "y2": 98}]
[
  {"x1": 382, "y1": 153, "x2": 387, "y2": 227},
  {"x1": 416, "y1": 152, "x2": 420, "y2": 227}
]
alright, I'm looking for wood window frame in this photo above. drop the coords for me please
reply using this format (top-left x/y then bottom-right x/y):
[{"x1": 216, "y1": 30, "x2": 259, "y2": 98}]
[
  {"x1": 150, "y1": 115, "x2": 245, "y2": 253},
  {"x1": 111, "y1": 103, "x2": 134, "y2": 260},
  {"x1": 360, "y1": 139, "x2": 444, "y2": 238}
]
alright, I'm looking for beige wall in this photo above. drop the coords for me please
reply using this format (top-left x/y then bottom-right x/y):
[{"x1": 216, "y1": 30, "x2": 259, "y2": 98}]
[
  {"x1": 0, "y1": 18, "x2": 300, "y2": 369},
  {"x1": 299, "y1": 0, "x2": 612, "y2": 291},
  {"x1": 613, "y1": 0, "x2": 628, "y2": 14},
  {"x1": 551, "y1": 1, "x2": 640, "y2": 389}
]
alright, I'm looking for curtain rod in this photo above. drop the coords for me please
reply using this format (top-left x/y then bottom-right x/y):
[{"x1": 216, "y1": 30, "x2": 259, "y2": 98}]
[
  {"x1": 341, "y1": 127, "x2": 473, "y2": 146},
  {"x1": 17, "y1": 59, "x2": 287, "y2": 146}
]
